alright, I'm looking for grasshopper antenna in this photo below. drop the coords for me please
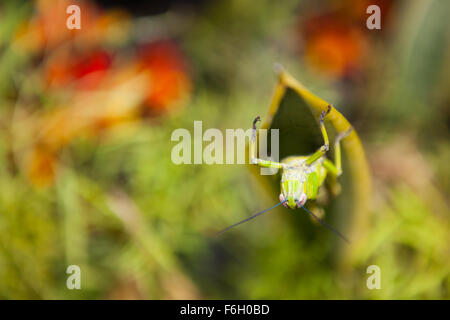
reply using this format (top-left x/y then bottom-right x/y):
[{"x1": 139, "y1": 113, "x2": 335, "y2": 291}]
[
  {"x1": 216, "y1": 200, "x2": 287, "y2": 236},
  {"x1": 300, "y1": 205, "x2": 350, "y2": 243}
]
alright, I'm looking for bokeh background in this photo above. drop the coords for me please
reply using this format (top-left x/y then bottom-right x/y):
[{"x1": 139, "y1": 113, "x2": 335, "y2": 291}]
[{"x1": 0, "y1": 0, "x2": 449, "y2": 299}]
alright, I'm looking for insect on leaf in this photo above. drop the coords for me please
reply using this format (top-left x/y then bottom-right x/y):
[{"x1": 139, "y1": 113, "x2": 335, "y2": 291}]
[{"x1": 248, "y1": 67, "x2": 371, "y2": 260}]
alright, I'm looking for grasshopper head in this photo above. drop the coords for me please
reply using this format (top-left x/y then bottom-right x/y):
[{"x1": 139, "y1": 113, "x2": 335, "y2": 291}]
[
  {"x1": 279, "y1": 190, "x2": 307, "y2": 209},
  {"x1": 280, "y1": 169, "x2": 307, "y2": 209}
]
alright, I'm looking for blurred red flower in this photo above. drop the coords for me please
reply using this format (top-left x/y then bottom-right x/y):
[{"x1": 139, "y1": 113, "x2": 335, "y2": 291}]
[{"x1": 45, "y1": 49, "x2": 112, "y2": 89}]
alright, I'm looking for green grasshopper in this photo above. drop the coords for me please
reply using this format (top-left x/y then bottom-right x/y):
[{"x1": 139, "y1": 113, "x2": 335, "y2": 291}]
[{"x1": 217, "y1": 105, "x2": 352, "y2": 242}]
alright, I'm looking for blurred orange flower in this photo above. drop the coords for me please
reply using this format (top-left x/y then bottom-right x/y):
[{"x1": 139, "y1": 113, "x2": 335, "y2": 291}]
[
  {"x1": 300, "y1": 13, "x2": 367, "y2": 78},
  {"x1": 298, "y1": 0, "x2": 395, "y2": 79},
  {"x1": 13, "y1": 0, "x2": 130, "y2": 53},
  {"x1": 138, "y1": 41, "x2": 191, "y2": 114},
  {"x1": 26, "y1": 146, "x2": 58, "y2": 188},
  {"x1": 14, "y1": 0, "x2": 99, "y2": 52},
  {"x1": 14, "y1": 1, "x2": 191, "y2": 188}
]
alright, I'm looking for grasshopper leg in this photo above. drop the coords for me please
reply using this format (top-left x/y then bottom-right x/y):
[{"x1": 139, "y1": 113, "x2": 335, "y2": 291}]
[
  {"x1": 306, "y1": 105, "x2": 331, "y2": 165},
  {"x1": 322, "y1": 127, "x2": 352, "y2": 179},
  {"x1": 333, "y1": 127, "x2": 353, "y2": 176},
  {"x1": 250, "y1": 116, "x2": 285, "y2": 169}
]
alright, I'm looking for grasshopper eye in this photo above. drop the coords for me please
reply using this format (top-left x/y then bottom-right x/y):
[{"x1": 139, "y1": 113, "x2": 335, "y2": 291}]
[
  {"x1": 295, "y1": 193, "x2": 307, "y2": 208},
  {"x1": 279, "y1": 194, "x2": 289, "y2": 208}
]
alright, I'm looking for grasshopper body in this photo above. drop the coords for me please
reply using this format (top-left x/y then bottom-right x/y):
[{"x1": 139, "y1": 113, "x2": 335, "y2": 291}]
[
  {"x1": 251, "y1": 106, "x2": 351, "y2": 211},
  {"x1": 217, "y1": 105, "x2": 352, "y2": 242},
  {"x1": 279, "y1": 155, "x2": 327, "y2": 209}
]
